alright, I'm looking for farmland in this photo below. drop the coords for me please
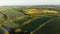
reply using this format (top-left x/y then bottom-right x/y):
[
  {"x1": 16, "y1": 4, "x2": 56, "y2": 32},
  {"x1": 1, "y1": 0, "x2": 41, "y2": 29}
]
[
  {"x1": 34, "y1": 17, "x2": 60, "y2": 34},
  {"x1": 0, "y1": 6, "x2": 59, "y2": 34}
]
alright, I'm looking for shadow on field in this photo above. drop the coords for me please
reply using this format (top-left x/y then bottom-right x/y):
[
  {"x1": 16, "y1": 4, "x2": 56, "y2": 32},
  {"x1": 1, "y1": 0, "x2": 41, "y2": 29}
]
[{"x1": 34, "y1": 18, "x2": 60, "y2": 34}]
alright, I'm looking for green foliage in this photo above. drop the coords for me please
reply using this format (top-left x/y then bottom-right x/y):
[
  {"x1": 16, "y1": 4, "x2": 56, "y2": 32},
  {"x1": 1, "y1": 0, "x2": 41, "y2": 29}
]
[{"x1": 21, "y1": 16, "x2": 54, "y2": 32}]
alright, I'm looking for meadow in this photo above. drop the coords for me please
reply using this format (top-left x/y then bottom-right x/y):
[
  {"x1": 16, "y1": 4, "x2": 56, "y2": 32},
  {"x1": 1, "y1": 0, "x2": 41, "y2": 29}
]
[{"x1": 0, "y1": 6, "x2": 59, "y2": 34}]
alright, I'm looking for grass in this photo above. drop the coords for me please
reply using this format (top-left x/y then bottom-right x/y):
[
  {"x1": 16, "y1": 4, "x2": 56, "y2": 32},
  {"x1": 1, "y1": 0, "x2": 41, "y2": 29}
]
[
  {"x1": 34, "y1": 16, "x2": 60, "y2": 34},
  {"x1": 1, "y1": 19, "x2": 19, "y2": 28},
  {"x1": 20, "y1": 17, "x2": 40, "y2": 27},
  {"x1": 21, "y1": 16, "x2": 54, "y2": 32},
  {"x1": 31, "y1": 17, "x2": 56, "y2": 34},
  {"x1": 0, "y1": 7, "x2": 59, "y2": 34}
]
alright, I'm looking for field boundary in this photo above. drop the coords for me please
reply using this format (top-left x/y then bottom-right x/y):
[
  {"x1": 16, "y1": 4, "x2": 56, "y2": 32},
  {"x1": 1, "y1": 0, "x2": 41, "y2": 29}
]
[{"x1": 30, "y1": 17, "x2": 56, "y2": 34}]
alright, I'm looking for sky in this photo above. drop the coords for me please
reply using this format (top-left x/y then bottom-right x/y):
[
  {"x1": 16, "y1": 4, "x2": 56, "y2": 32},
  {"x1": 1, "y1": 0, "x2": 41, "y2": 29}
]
[{"x1": 0, "y1": 0, "x2": 59, "y2": 6}]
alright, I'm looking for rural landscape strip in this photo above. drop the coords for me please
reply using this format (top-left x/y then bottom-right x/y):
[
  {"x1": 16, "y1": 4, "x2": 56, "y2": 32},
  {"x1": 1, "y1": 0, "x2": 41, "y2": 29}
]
[
  {"x1": 30, "y1": 17, "x2": 56, "y2": 34},
  {"x1": 20, "y1": 17, "x2": 40, "y2": 27},
  {"x1": 20, "y1": 16, "x2": 54, "y2": 32}
]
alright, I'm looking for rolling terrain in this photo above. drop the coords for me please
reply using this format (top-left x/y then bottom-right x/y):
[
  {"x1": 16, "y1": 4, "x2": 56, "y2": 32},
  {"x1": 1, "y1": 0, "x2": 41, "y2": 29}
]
[{"x1": 0, "y1": 6, "x2": 59, "y2": 34}]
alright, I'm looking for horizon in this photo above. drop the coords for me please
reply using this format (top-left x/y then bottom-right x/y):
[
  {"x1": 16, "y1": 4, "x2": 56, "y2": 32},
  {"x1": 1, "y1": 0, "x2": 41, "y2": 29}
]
[{"x1": 0, "y1": 0, "x2": 59, "y2": 6}]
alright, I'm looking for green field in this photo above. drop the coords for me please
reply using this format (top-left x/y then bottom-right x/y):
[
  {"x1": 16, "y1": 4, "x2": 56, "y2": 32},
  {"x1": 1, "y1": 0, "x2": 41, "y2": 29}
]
[
  {"x1": 0, "y1": 6, "x2": 59, "y2": 34},
  {"x1": 34, "y1": 17, "x2": 60, "y2": 34}
]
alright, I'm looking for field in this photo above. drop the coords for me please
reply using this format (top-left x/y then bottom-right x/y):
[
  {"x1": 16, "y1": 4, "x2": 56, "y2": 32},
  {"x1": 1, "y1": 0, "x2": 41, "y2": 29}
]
[
  {"x1": 0, "y1": 6, "x2": 60, "y2": 34},
  {"x1": 34, "y1": 17, "x2": 60, "y2": 34}
]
